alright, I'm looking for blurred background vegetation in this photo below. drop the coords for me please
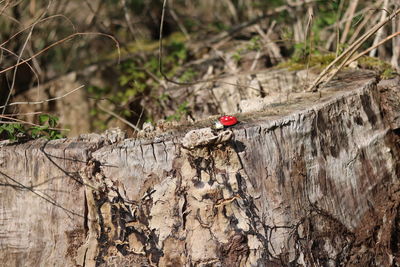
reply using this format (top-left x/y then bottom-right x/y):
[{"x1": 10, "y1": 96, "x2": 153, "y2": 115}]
[{"x1": 0, "y1": 0, "x2": 399, "y2": 139}]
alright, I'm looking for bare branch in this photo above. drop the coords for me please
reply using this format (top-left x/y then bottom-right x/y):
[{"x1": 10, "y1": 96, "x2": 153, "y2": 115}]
[
  {"x1": 2, "y1": 111, "x2": 42, "y2": 116},
  {"x1": 0, "y1": 32, "x2": 120, "y2": 75},
  {"x1": 307, "y1": 8, "x2": 400, "y2": 92},
  {"x1": 0, "y1": 85, "x2": 84, "y2": 109},
  {"x1": 0, "y1": 170, "x2": 83, "y2": 218},
  {"x1": 348, "y1": 30, "x2": 400, "y2": 64},
  {"x1": 97, "y1": 104, "x2": 141, "y2": 132},
  {"x1": 2, "y1": 0, "x2": 54, "y2": 115},
  {"x1": 340, "y1": 0, "x2": 359, "y2": 44},
  {"x1": 0, "y1": 46, "x2": 40, "y2": 92},
  {"x1": 0, "y1": 14, "x2": 76, "y2": 49},
  {"x1": 158, "y1": 0, "x2": 274, "y2": 93},
  {"x1": 369, "y1": 0, "x2": 390, "y2": 57},
  {"x1": 0, "y1": 115, "x2": 69, "y2": 132}
]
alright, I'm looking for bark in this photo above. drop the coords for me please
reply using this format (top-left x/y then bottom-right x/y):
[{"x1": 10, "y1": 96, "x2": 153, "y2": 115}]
[{"x1": 1, "y1": 71, "x2": 400, "y2": 266}]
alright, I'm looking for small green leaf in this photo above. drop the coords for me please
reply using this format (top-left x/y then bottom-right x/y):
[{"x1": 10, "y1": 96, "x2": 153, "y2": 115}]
[{"x1": 39, "y1": 114, "x2": 50, "y2": 124}]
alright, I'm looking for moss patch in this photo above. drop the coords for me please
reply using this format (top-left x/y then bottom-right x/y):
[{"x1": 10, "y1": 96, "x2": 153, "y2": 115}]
[
  {"x1": 278, "y1": 53, "x2": 397, "y2": 80},
  {"x1": 277, "y1": 53, "x2": 336, "y2": 71},
  {"x1": 108, "y1": 32, "x2": 186, "y2": 60},
  {"x1": 357, "y1": 56, "x2": 397, "y2": 79}
]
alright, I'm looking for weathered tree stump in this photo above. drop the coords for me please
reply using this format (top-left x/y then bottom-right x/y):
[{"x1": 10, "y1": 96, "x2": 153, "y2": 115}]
[{"x1": 1, "y1": 70, "x2": 400, "y2": 266}]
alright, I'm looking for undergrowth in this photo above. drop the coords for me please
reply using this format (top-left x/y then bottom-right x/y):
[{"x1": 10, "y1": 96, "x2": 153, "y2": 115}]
[
  {"x1": 88, "y1": 39, "x2": 195, "y2": 130},
  {"x1": 0, "y1": 114, "x2": 64, "y2": 142}
]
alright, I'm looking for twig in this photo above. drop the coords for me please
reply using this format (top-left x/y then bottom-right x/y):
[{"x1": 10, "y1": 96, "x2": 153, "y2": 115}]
[
  {"x1": 223, "y1": 0, "x2": 239, "y2": 23},
  {"x1": 121, "y1": 0, "x2": 138, "y2": 40},
  {"x1": 255, "y1": 22, "x2": 283, "y2": 65},
  {"x1": 391, "y1": 17, "x2": 400, "y2": 70},
  {"x1": 347, "y1": 9, "x2": 376, "y2": 44},
  {"x1": 0, "y1": 170, "x2": 83, "y2": 218},
  {"x1": 0, "y1": 11, "x2": 21, "y2": 25},
  {"x1": 169, "y1": 7, "x2": 190, "y2": 40},
  {"x1": 292, "y1": 0, "x2": 306, "y2": 43},
  {"x1": 0, "y1": 46, "x2": 40, "y2": 94},
  {"x1": 369, "y1": 1, "x2": 390, "y2": 57},
  {"x1": 0, "y1": 0, "x2": 22, "y2": 21},
  {"x1": 340, "y1": 0, "x2": 359, "y2": 44},
  {"x1": 0, "y1": 32, "x2": 120, "y2": 75},
  {"x1": 97, "y1": 104, "x2": 140, "y2": 132},
  {"x1": 348, "y1": 30, "x2": 400, "y2": 64},
  {"x1": 208, "y1": 0, "x2": 318, "y2": 44},
  {"x1": 324, "y1": 0, "x2": 384, "y2": 31},
  {"x1": 158, "y1": 0, "x2": 274, "y2": 92},
  {"x1": 2, "y1": 111, "x2": 42, "y2": 116},
  {"x1": 0, "y1": 85, "x2": 84, "y2": 109},
  {"x1": 135, "y1": 106, "x2": 144, "y2": 130},
  {"x1": 0, "y1": 14, "x2": 76, "y2": 48},
  {"x1": 3, "y1": 21, "x2": 34, "y2": 116},
  {"x1": 0, "y1": 116, "x2": 69, "y2": 132},
  {"x1": 1, "y1": 0, "x2": 53, "y2": 115},
  {"x1": 306, "y1": 8, "x2": 400, "y2": 92}
]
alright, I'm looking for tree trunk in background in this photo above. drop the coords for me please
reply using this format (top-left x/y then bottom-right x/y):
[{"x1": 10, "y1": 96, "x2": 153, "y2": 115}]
[{"x1": 1, "y1": 71, "x2": 400, "y2": 266}]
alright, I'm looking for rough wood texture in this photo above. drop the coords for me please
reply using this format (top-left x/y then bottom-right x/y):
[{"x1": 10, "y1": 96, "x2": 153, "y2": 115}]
[{"x1": 1, "y1": 71, "x2": 400, "y2": 266}]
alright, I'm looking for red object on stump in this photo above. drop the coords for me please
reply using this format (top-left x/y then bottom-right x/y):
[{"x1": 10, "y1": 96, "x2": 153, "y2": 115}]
[{"x1": 219, "y1": 115, "x2": 238, "y2": 126}]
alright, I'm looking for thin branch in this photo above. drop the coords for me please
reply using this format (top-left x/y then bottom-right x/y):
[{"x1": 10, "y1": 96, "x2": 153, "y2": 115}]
[
  {"x1": 0, "y1": 0, "x2": 23, "y2": 19},
  {"x1": 340, "y1": 0, "x2": 359, "y2": 44},
  {"x1": 97, "y1": 104, "x2": 141, "y2": 132},
  {"x1": 121, "y1": 0, "x2": 138, "y2": 40},
  {"x1": 348, "y1": 30, "x2": 400, "y2": 64},
  {"x1": 306, "y1": 8, "x2": 400, "y2": 92},
  {"x1": 208, "y1": 0, "x2": 318, "y2": 44},
  {"x1": 2, "y1": 0, "x2": 54, "y2": 115},
  {"x1": 347, "y1": 9, "x2": 376, "y2": 44},
  {"x1": 0, "y1": 45, "x2": 40, "y2": 93},
  {"x1": 0, "y1": 14, "x2": 76, "y2": 48},
  {"x1": 135, "y1": 106, "x2": 145, "y2": 130},
  {"x1": 169, "y1": 8, "x2": 190, "y2": 40},
  {"x1": 369, "y1": 1, "x2": 390, "y2": 57},
  {"x1": 0, "y1": 115, "x2": 69, "y2": 132},
  {"x1": 0, "y1": 170, "x2": 84, "y2": 218},
  {"x1": 305, "y1": 5, "x2": 314, "y2": 83},
  {"x1": 0, "y1": 85, "x2": 84, "y2": 109},
  {"x1": 255, "y1": 21, "x2": 283, "y2": 65},
  {"x1": 3, "y1": 23, "x2": 34, "y2": 115},
  {"x1": 0, "y1": 32, "x2": 120, "y2": 75},
  {"x1": 0, "y1": 11, "x2": 21, "y2": 24},
  {"x1": 158, "y1": 0, "x2": 273, "y2": 93},
  {"x1": 2, "y1": 111, "x2": 42, "y2": 116},
  {"x1": 324, "y1": 0, "x2": 384, "y2": 31},
  {"x1": 391, "y1": 15, "x2": 400, "y2": 70}
]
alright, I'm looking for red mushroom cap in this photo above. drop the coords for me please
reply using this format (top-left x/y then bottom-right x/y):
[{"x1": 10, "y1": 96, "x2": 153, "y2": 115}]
[{"x1": 219, "y1": 115, "x2": 238, "y2": 126}]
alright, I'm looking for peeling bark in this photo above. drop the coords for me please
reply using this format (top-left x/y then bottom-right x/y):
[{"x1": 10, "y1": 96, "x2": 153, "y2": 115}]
[{"x1": 1, "y1": 72, "x2": 400, "y2": 266}]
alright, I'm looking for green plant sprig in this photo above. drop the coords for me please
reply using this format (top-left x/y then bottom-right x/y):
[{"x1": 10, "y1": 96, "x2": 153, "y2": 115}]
[{"x1": 0, "y1": 114, "x2": 65, "y2": 142}]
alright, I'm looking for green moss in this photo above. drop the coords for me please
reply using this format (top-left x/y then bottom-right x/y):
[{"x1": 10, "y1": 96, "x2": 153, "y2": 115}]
[
  {"x1": 278, "y1": 53, "x2": 336, "y2": 71},
  {"x1": 277, "y1": 61, "x2": 307, "y2": 71},
  {"x1": 278, "y1": 53, "x2": 397, "y2": 79},
  {"x1": 309, "y1": 53, "x2": 336, "y2": 67},
  {"x1": 357, "y1": 56, "x2": 397, "y2": 79},
  {"x1": 106, "y1": 32, "x2": 186, "y2": 61},
  {"x1": 381, "y1": 69, "x2": 397, "y2": 79}
]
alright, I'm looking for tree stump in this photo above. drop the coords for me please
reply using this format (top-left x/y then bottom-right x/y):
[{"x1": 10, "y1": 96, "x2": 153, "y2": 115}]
[{"x1": 1, "y1": 70, "x2": 400, "y2": 266}]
